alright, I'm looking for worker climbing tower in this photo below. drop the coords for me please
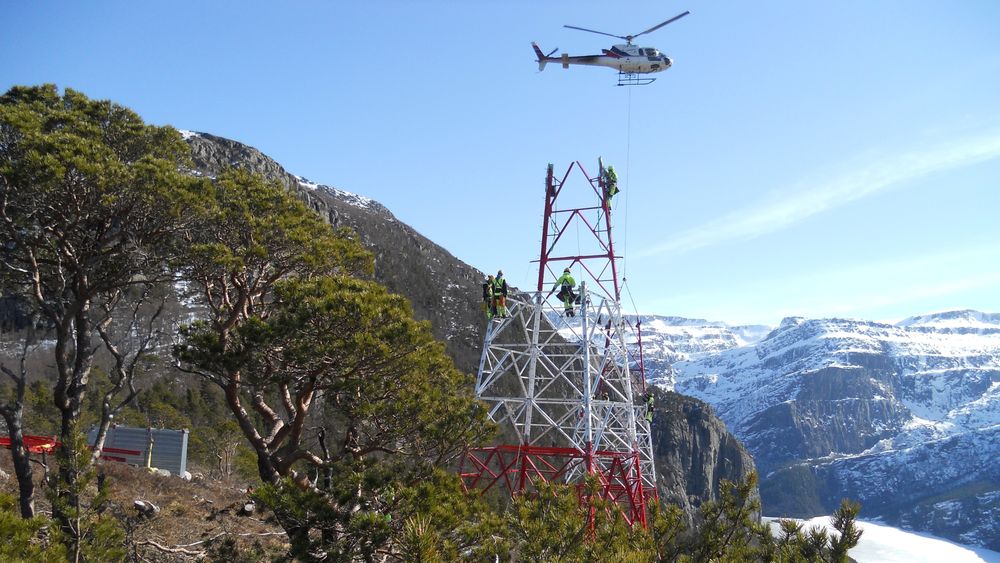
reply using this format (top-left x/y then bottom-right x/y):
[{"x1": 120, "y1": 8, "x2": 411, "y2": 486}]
[{"x1": 461, "y1": 160, "x2": 656, "y2": 527}]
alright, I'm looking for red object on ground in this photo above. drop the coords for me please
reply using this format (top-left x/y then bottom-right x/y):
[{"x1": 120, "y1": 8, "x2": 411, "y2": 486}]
[
  {"x1": 0, "y1": 435, "x2": 61, "y2": 454},
  {"x1": 1, "y1": 436, "x2": 143, "y2": 461}
]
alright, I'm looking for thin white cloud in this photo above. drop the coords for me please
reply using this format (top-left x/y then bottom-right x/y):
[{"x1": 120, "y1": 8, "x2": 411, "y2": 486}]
[
  {"x1": 636, "y1": 131, "x2": 1000, "y2": 258},
  {"x1": 833, "y1": 272, "x2": 1000, "y2": 315},
  {"x1": 640, "y1": 244, "x2": 1000, "y2": 325}
]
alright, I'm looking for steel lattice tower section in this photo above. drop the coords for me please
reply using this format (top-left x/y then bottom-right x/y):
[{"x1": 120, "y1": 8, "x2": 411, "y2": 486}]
[{"x1": 461, "y1": 160, "x2": 656, "y2": 528}]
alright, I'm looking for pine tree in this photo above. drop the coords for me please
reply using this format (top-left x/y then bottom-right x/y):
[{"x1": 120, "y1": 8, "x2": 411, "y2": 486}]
[
  {"x1": 828, "y1": 499, "x2": 863, "y2": 562},
  {"x1": 173, "y1": 169, "x2": 492, "y2": 552},
  {"x1": 173, "y1": 168, "x2": 373, "y2": 483},
  {"x1": 45, "y1": 428, "x2": 126, "y2": 561},
  {"x1": 0, "y1": 84, "x2": 198, "y2": 528},
  {"x1": 0, "y1": 492, "x2": 68, "y2": 561}
]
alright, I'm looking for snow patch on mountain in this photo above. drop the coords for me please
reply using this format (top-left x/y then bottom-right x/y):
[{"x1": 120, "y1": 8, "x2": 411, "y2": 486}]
[
  {"x1": 294, "y1": 175, "x2": 374, "y2": 210},
  {"x1": 897, "y1": 310, "x2": 1000, "y2": 331},
  {"x1": 546, "y1": 312, "x2": 771, "y2": 389}
]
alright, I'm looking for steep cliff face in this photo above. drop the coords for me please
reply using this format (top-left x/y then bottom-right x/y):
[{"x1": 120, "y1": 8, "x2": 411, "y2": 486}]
[
  {"x1": 651, "y1": 390, "x2": 756, "y2": 517},
  {"x1": 182, "y1": 131, "x2": 756, "y2": 511},
  {"x1": 741, "y1": 364, "x2": 910, "y2": 472}
]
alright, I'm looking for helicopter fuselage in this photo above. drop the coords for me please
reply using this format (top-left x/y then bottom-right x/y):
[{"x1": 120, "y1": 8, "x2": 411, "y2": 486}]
[
  {"x1": 538, "y1": 11, "x2": 688, "y2": 82},
  {"x1": 533, "y1": 42, "x2": 673, "y2": 74}
]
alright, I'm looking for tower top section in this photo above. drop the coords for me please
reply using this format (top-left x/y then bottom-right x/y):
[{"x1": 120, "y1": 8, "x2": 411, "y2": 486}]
[{"x1": 535, "y1": 160, "x2": 621, "y2": 303}]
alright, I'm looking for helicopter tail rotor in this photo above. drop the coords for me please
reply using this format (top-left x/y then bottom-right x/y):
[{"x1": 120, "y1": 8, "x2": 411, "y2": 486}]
[{"x1": 532, "y1": 42, "x2": 561, "y2": 71}]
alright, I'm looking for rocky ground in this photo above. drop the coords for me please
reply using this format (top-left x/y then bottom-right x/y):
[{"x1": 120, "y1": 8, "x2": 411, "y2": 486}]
[{"x1": 0, "y1": 457, "x2": 286, "y2": 561}]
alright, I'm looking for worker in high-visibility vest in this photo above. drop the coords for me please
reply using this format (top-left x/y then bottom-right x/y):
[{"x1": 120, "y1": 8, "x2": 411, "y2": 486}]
[
  {"x1": 553, "y1": 267, "x2": 576, "y2": 317},
  {"x1": 493, "y1": 270, "x2": 509, "y2": 318},
  {"x1": 603, "y1": 165, "x2": 619, "y2": 210},
  {"x1": 482, "y1": 274, "x2": 495, "y2": 319}
]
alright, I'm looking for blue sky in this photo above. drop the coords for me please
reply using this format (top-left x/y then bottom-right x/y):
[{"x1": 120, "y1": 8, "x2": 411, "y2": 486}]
[{"x1": 3, "y1": 1, "x2": 999, "y2": 326}]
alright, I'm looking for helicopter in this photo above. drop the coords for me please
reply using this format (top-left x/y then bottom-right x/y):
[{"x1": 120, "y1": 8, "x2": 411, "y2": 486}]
[{"x1": 532, "y1": 11, "x2": 689, "y2": 86}]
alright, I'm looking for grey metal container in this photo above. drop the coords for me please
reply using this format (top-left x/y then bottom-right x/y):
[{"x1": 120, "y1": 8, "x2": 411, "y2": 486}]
[{"x1": 87, "y1": 425, "x2": 189, "y2": 476}]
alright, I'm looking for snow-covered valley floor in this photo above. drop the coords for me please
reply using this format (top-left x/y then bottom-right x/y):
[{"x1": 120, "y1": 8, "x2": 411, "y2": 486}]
[{"x1": 765, "y1": 517, "x2": 1000, "y2": 563}]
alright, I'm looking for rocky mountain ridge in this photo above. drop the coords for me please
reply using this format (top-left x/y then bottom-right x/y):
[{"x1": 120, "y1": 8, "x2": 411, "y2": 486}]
[
  {"x1": 638, "y1": 310, "x2": 1000, "y2": 550},
  {"x1": 184, "y1": 130, "x2": 485, "y2": 372}
]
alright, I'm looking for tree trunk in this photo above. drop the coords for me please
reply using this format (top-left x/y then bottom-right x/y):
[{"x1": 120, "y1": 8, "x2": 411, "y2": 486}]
[
  {"x1": 317, "y1": 428, "x2": 334, "y2": 545},
  {"x1": 286, "y1": 524, "x2": 313, "y2": 560},
  {"x1": 0, "y1": 407, "x2": 35, "y2": 518},
  {"x1": 52, "y1": 304, "x2": 94, "y2": 538},
  {"x1": 53, "y1": 393, "x2": 85, "y2": 547},
  {"x1": 88, "y1": 413, "x2": 114, "y2": 467}
]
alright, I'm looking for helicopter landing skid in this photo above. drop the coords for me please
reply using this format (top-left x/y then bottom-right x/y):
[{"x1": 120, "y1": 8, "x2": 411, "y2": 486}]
[{"x1": 617, "y1": 72, "x2": 656, "y2": 86}]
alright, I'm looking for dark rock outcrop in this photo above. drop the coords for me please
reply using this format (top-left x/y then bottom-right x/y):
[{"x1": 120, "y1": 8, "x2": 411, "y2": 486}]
[
  {"x1": 651, "y1": 390, "x2": 756, "y2": 517},
  {"x1": 742, "y1": 365, "x2": 909, "y2": 473}
]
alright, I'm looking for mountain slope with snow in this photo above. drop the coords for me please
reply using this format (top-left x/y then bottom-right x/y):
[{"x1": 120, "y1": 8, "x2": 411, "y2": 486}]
[{"x1": 640, "y1": 310, "x2": 1000, "y2": 551}]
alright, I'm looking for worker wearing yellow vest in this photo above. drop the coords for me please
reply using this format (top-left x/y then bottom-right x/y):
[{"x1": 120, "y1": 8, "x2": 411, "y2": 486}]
[
  {"x1": 603, "y1": 165, "x2": 619, "y2": 210},
  {"x1": 483, "y1": 274, "x2": 495, "y2": 318},
  {"x1": 493, "y1": 270, "x2": 509, "y2": 318},
  {"x1": 553, "y1": 267, "x2": 576, "y2": 317}
]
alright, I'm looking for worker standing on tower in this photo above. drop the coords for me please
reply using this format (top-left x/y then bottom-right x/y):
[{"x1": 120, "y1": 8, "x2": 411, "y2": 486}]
[
  {"x1": 553, "y1": 267, "x2": 576, "y2": 317},
  {"x1": 493, "y1": 270, "x2": 509, "y2": 318},
  {"x1": 603, "y1": 165, "x2": 619, "y2": 210},
  {"x1": 483, "y1": 274, "x2": 495, "y2": 319}
]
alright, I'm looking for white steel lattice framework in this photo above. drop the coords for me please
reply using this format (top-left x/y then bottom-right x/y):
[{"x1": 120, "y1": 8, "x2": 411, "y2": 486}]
[{"x1": 460, "y1": 161, "x2": 656, "y2": 528}]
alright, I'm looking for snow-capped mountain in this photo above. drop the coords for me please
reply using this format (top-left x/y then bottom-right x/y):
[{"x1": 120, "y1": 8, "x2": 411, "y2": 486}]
[
  {"x1": 641, "y1": 310, "x2": 1000, "y2": 551},
  {"x1": 629, "y1": 315, "x2": 771, "y2": 385},
  {"x1": 634, "y1": 315, "x2": 771, "y2": 357}
]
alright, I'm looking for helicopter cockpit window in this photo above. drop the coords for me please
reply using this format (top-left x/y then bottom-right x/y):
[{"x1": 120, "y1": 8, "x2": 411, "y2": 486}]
[{"x1": 643, "y1": 48, "x2": 655, "y2": 56}]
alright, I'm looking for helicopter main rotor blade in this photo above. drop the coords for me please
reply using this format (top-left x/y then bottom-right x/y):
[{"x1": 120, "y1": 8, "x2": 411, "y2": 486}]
[
  {"x1": 563, "y1": 25, "x2": 628, "y2": 41},
  {"x1": 632, "y1": 11, "x2": 690, "y2": 39}
]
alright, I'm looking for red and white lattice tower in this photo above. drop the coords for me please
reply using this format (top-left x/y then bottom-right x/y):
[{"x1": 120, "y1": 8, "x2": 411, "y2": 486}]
[{"x1": 460, "y1": 160, "x2": 656, "y2": 528}]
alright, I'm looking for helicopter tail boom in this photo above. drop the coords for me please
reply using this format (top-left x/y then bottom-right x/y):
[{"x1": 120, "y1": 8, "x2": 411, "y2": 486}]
[{"x1": 531, "y1": 42, "x2": 550, "y2": 71}]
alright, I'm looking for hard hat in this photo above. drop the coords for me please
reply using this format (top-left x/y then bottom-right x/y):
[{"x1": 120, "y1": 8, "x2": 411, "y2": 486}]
[
  {"x1": 497, "y1": 270, "x2": 503, "y2": 276},
  {"x1": 564, "y1": 267, "x2": 570, "y2": 273}
]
